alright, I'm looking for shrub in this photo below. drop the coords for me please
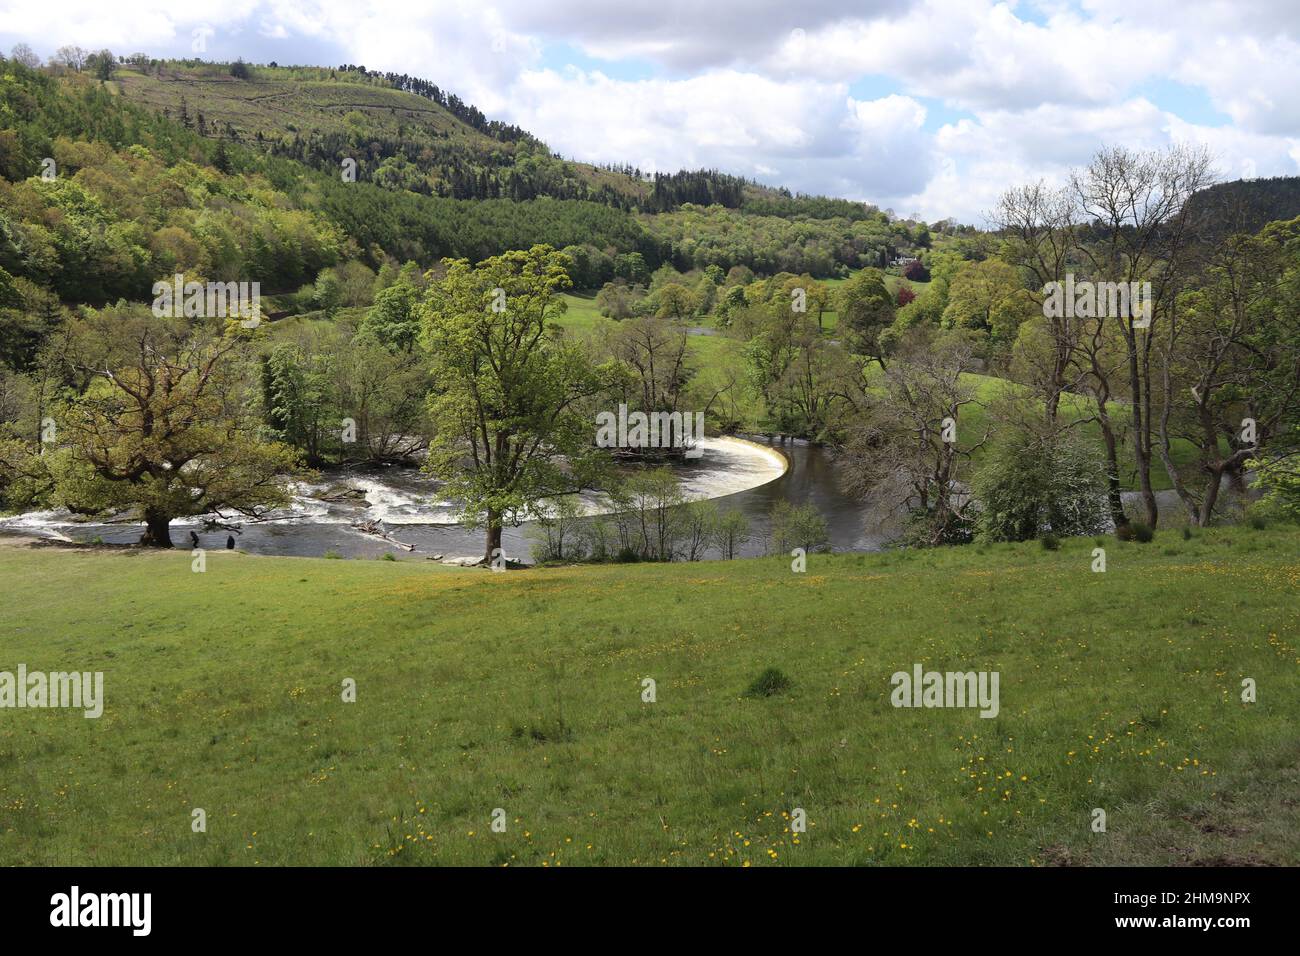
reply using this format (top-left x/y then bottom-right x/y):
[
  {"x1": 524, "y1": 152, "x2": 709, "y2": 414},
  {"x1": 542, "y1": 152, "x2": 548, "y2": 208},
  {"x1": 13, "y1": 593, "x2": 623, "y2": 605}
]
[
  {"x1": 680, "y1": 499, "x2": 719, "y2": 561},
  {"x1": 1115, "y1": 523, "x2": 1135, "y2": 542},
  {"x1": 527, "y1": 496, "x2": 587, "y2": 563},
  {"x1": 972, "y1": 423, "x2": 1108, "y2": 542},
  {"x1": 900, "y1": 508, "x2": 975, "y2": 547},
  {"x1": 1131, "y1": 522, "x2": 1155, "y2": 543},
  {"x1": 713, "y1": 509, "x2": 752, "y2": 560},
  {"x1": 616, "y1": 467, "x2": 685, "y2": 561},
  {"x1": 1040, "y1": 533, "x2": 1060, "y2": 551},
  {"x1": 744, "y1": 667, "x2": 793, "y2": 698},
  {"x1": 768, "y1": 500, "x2": 831, "y2": 555},
  {"x1": 380, "y1": 552, "x2": 396, "y2": 561},
  {"x1": 1247, "y1": 426, "x2": 1300, "y2": 522},
  {"x1": 1182, "y1": 527, "x2": 1193, "y2": 540},
  {"x1": 577, "y1": 515, "x2": 616, "y2": 562}
]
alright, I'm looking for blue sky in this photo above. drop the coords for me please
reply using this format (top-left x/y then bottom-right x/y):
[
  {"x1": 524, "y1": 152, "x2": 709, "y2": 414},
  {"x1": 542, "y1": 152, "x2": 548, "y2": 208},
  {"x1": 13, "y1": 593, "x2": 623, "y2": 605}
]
[{"x1": 2, "y1": 0, "x2": 1298, "y2": 222}]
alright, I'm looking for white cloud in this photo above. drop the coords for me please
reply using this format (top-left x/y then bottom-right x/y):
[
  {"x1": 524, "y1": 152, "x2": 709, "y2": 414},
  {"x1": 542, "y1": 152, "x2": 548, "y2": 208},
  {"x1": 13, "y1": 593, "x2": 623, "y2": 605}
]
[{"x1": 2, "y1": 0, "x2": 1299, "y2": 222}]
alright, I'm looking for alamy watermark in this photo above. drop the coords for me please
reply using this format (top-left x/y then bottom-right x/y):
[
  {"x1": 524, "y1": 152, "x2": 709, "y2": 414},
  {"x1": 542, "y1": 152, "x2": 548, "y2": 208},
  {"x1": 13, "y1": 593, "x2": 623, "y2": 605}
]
[
  {"x1": 152, "y1": 274, "x2": 262, "y2": 328},
  {"x1": 596, "y1": 403, "x2": 705, "y2": 459},
  {"x1": 890, "y1": 663, "x2": 999, "y2": 718},
  {"x1": 50, "y1": 886, "x2": 150, "y2": 936},
  {"x1": 0, "y1": 665, "x2": 103, "y2": 718},
  {"x1": 1042, "y1": 274, "x2": 1151, "y2": 326}
]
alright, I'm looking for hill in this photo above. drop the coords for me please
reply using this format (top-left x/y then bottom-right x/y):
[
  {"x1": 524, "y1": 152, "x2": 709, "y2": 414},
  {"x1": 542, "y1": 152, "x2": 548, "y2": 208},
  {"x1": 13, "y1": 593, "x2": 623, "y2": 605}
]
[
  {"x1": 109, "y1": 59, "x2": 793, "y2": 214},
  {"x1": 1185, "y1": 175, "x2": 1300, "y2": 239},
  {"x1": 1, "y1": 526, "x2": 1296, "y2": 865}
]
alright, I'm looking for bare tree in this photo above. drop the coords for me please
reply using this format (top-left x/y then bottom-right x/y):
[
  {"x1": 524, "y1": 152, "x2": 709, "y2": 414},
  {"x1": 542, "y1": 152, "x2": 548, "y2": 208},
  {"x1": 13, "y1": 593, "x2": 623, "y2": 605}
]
[
  {"x1": 1070, "y1": 144, "x2": 1218, "y2": 528},
  {"x1": 53, "y1": 45, "x2": 88, "y2": 71},
  {"x1": 995, "y1": 180, "x2": 1085, "y2": 422},
  {"x1": 9, "y1": 44, "x2": 41, "y2": 69}
]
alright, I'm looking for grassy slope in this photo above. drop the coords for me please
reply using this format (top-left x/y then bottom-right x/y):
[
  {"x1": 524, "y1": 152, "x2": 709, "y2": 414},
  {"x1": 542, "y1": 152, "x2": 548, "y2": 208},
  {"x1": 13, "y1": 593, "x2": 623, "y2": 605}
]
[
  {"x1": 1, "y1": 527, "x2": 1296, "y2": 866},
  {"x1": 114, "y1": 65, "x2": 493, "y2": 146}
]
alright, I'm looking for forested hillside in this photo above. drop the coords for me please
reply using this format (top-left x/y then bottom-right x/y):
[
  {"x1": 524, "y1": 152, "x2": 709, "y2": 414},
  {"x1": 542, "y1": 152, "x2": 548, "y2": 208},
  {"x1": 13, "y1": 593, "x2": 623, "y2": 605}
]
[
  {"x1": 0, "y1": 56, "x2": 947, "y2": 287},
  {"x1": 1184, "y1": 174, "x2": 1300, "y2": 240},
  {"x1": 109, "y1": 59, "x2": 962, "y2": 272}
]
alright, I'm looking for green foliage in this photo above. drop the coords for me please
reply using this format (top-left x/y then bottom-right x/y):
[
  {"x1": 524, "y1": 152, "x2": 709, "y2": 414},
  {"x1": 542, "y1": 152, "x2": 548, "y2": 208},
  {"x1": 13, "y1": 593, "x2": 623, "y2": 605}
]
[
  {"x1": 941, "y1": 258, "x2": 1036, "y2": 346},
  {"x1": 836, "y1": 268, "x2": 895, "y2": 362},
  {"x1": 260, "y1": 336, "x2": 341, "y2": 466},
  {"x1": 527, "y1": 496, "x2": 588, "y2": 564},
  {"x1": 421, "y1": 245, "x2": 608, "y2": 554},
  {"x1": 768, "y1": 500, "x2": 831, "y2": 554},
  {"x1": 1248, "y1": 426, "x2": 1300, "y2": 522},
  {"x1": 595, "y1": 280, "x2": 646, "y2": 320},
  {"x1": 644, "y1": 203, "x2": 904, "y2": 278},
  {"x1": 972, "y1": 422, "x2": 1110, "y2": 542},
  {"x1": 713, "y1": 508, "x2": 752, "y2": 560},
  {"x1": 360, "y1": 276, "x2": 423, "y2": 351},
  {"x1": 612, "y1": 467, "x2": 687, "y2": 561},
  {"x1": 30, "y1": 305, "x2": 302, "y2": 545}
]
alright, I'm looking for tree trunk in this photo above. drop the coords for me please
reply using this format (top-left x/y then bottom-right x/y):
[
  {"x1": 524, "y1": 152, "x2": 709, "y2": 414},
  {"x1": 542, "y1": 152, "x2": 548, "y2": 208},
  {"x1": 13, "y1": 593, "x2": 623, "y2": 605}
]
[
  {"x1": 483, "y1": 510, "x2": 503, "y2": 566},
  {"x1": 1198, "y1": 468, "x2": 1224, "y2": 527},
  {"x1": 140, "y1": 509, "x2": 173, "y2": 548},
  {"x1": 1126, "y1": 335, "x2": 1158, "y2": 528},
  {"x1": 1096, "y1": 409, "x2": 1128, "y2": 529},
  {"x1": 1156, "y1": 358, "x2": 1202, "y2": 524},
  {"x1": 1136, "y1": 450, "x2": 1159, "y2": 528}
]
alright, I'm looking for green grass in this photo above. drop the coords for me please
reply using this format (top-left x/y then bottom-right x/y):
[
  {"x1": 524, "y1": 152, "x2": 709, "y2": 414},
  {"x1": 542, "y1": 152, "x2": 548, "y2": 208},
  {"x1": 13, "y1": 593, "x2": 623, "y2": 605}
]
[
  {"x1": 557, "y1": 291, "x2": 607, "y2": 334},
  {"x1": 2, "y1": 526, "x2": 1296, "y2": 866}
]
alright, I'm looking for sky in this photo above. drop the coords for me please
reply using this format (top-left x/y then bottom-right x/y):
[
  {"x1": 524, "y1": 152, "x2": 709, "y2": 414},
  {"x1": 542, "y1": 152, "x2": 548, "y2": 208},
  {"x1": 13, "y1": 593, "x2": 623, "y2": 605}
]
[{"x1": 2, "y1": 0, "x2": 1299, "y2": 224}]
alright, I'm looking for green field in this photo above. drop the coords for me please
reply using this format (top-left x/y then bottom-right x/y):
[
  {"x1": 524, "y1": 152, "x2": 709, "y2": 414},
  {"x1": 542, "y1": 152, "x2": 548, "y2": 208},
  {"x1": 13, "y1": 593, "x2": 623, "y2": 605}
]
[{"x1": 2, "y1": 527, "x2": 1295, "y2": 866}]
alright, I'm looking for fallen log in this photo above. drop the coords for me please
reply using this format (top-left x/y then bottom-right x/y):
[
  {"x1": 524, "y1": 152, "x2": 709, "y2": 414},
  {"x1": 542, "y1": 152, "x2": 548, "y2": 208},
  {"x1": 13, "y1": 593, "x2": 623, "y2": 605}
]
[{"x1": 351, "y1": 519, "x2": 416, "y2": 551}]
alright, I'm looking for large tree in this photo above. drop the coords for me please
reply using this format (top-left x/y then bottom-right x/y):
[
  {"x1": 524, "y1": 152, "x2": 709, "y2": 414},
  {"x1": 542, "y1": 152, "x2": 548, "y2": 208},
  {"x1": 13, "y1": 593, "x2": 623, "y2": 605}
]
[
  {"x1": 838, "y1": 330, "x2": 986, "y2": 546},
  {"x1": 421, "y1": 245, "x2": 609, "y2": 563},
  {"x1": 1158, "y1": 217, "x2": 1300, "y2": 524},
  {"x1": 835, "y1": 268, "x2": 895, "y2": 369},
  {"x1": 37, "y1": 306, "x2": 300, "y2": 546},
  {"x1": 941, "y1": 259, "x2": 1038, "y2": 349}
]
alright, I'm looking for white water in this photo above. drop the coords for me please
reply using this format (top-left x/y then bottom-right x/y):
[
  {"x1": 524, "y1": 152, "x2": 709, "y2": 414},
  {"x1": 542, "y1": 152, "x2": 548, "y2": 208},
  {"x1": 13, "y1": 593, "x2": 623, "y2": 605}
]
[{"x1": 0, "y1": 436, "x2": 789, "y2": 539}]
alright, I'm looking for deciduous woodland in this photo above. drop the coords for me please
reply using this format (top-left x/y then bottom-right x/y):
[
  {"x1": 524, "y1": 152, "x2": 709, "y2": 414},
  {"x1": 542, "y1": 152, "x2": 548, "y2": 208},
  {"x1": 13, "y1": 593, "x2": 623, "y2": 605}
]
[
  {"x1": 0, "y1": 43, "x2": 1296, "y2": 871},
  {"x1": 2, "y1": 57, "x2": 1296, "y2": 558}
]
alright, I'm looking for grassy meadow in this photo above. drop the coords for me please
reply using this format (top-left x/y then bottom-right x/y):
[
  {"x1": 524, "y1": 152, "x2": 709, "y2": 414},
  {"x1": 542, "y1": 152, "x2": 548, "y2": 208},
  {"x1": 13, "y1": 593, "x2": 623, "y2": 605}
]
[{"x1": 1, "y1": 525, "x2": 1296, "y2": 866}]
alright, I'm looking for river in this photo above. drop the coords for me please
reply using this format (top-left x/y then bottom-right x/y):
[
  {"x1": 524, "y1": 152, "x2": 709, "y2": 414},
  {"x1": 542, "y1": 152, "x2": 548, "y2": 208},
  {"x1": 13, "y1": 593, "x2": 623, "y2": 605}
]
[{"x1": 0, "y1": 436, "x2": 887, "y2": 561}]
